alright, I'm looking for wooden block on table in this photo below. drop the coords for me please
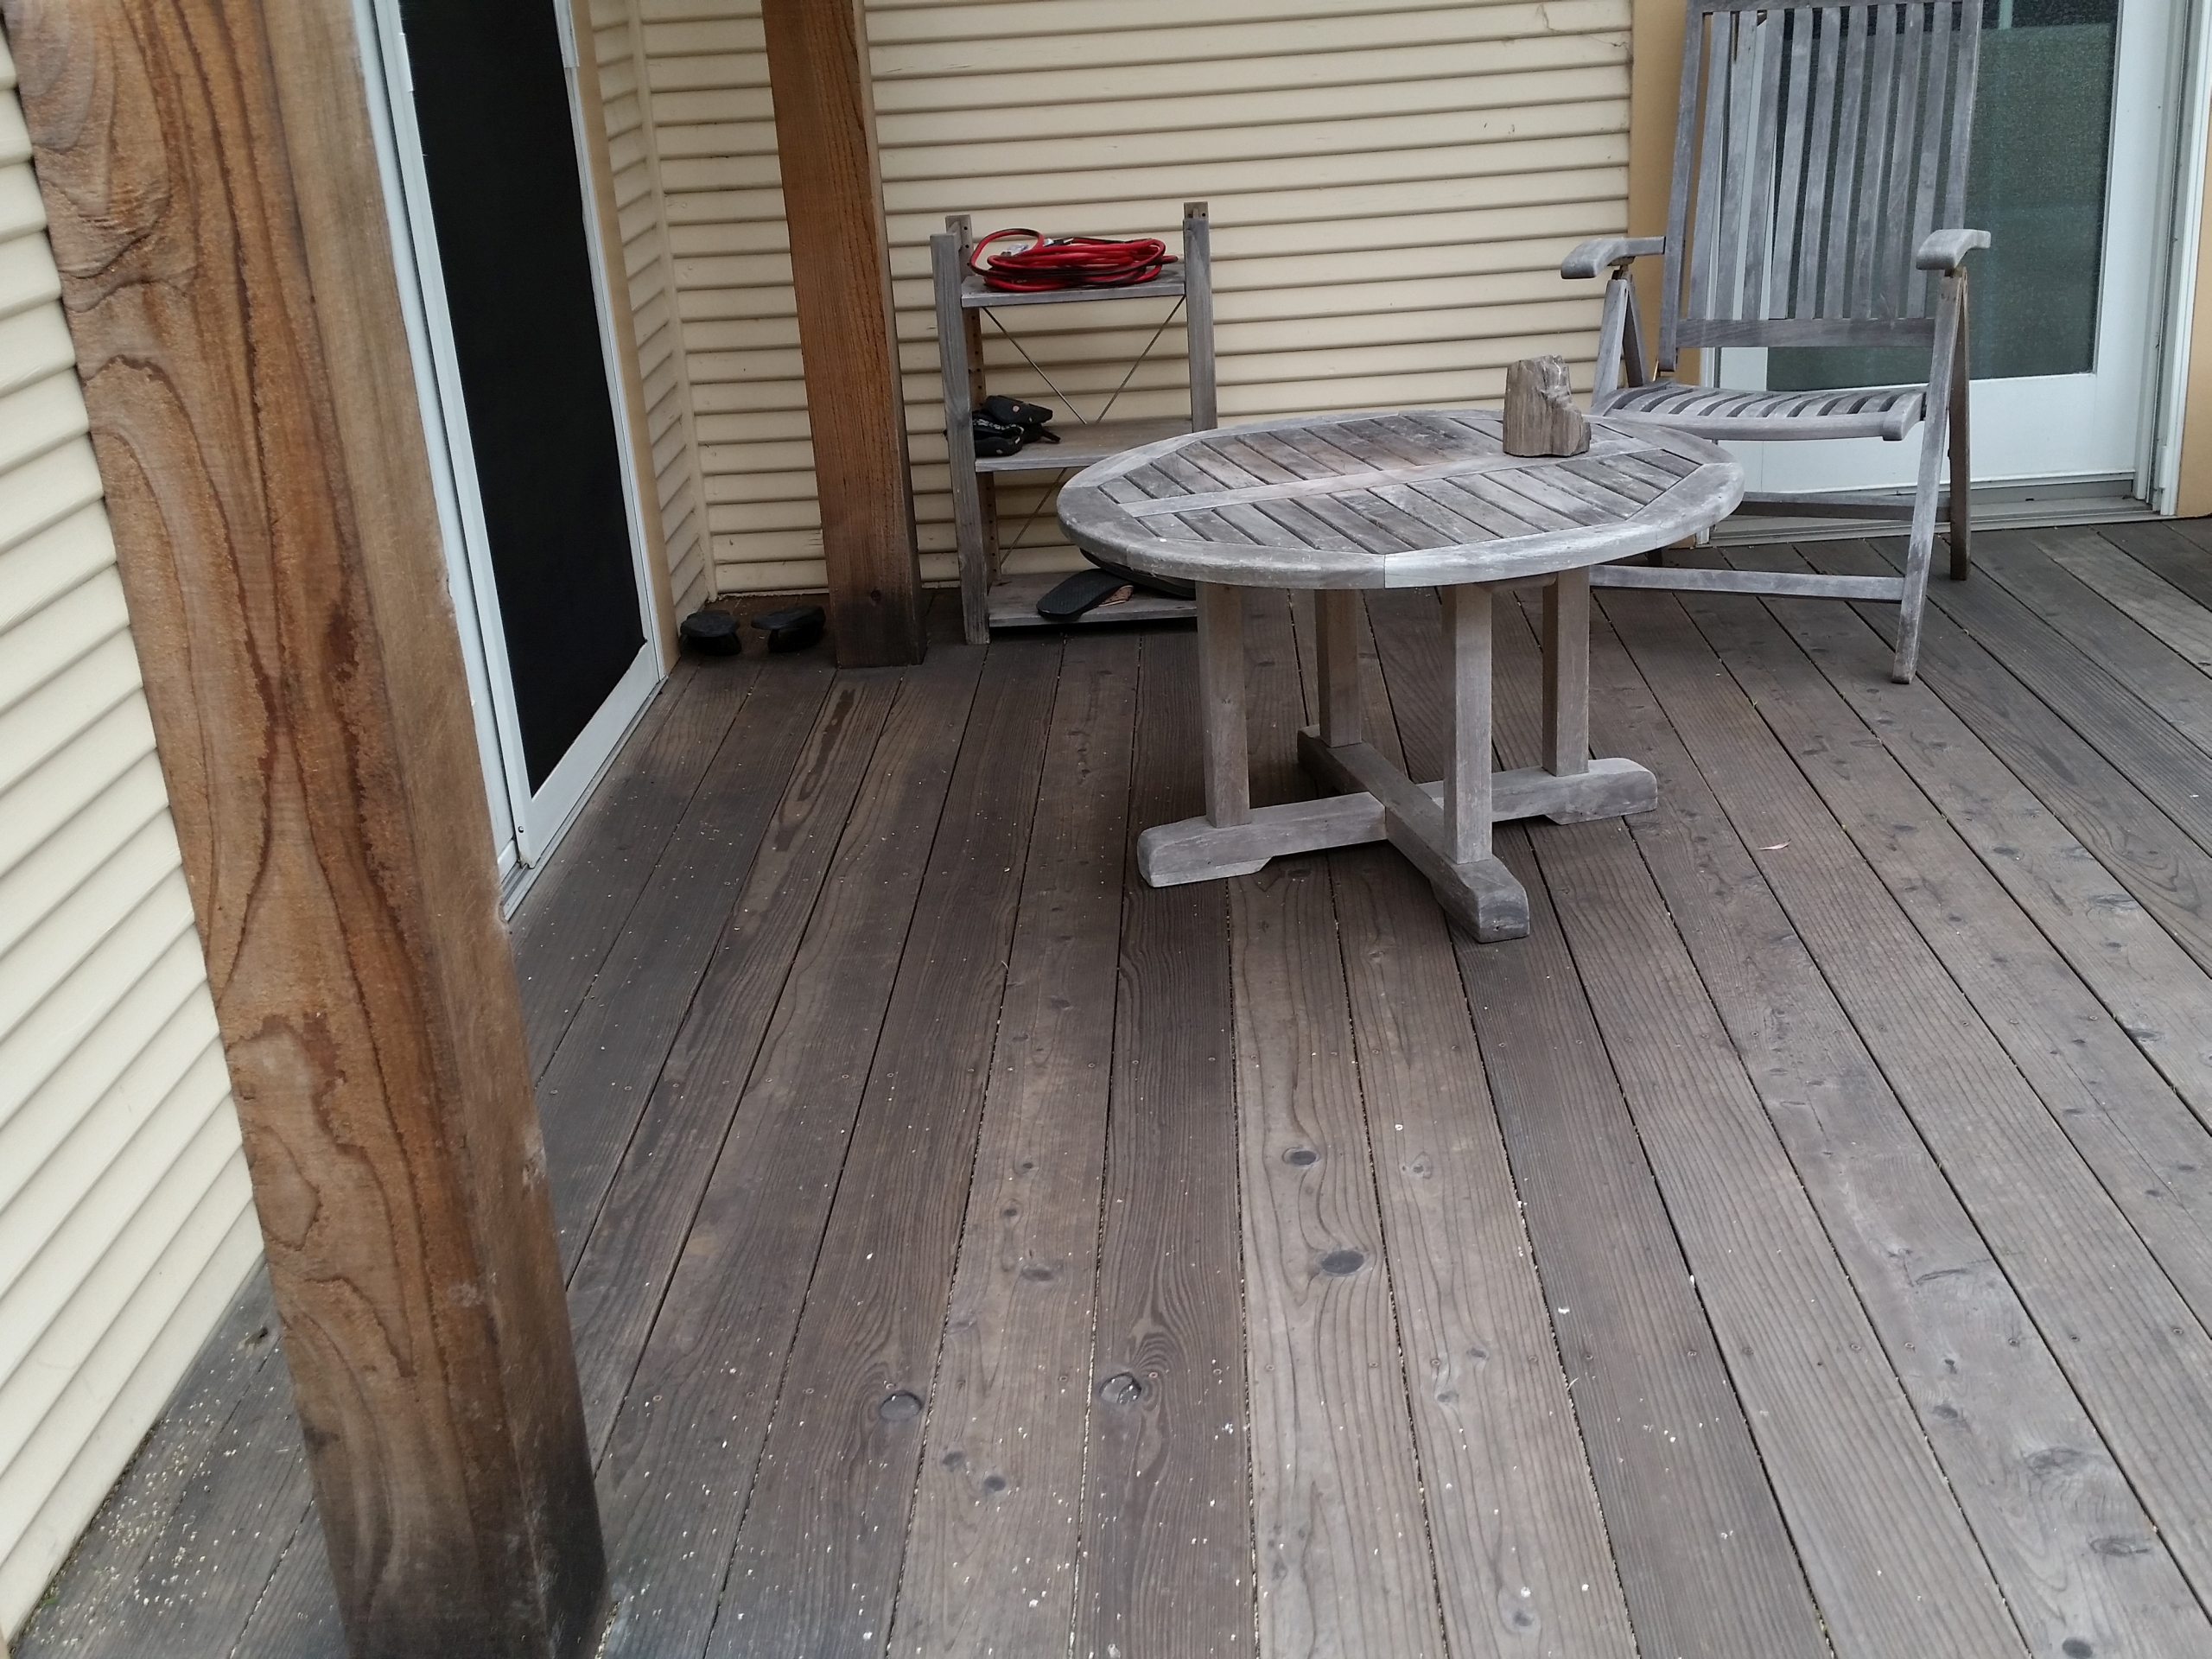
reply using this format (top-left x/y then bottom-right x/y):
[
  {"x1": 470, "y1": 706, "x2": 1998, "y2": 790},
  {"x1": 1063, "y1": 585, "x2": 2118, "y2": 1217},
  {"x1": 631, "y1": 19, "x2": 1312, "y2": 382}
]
[{"x1": 1503, "y1": 355, "x2": 1591, "y2": 458}]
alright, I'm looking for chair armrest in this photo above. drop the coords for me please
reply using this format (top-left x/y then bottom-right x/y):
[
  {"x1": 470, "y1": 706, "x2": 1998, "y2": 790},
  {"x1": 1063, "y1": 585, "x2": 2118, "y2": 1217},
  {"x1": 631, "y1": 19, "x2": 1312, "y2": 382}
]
[
  {"x1": 1915, "y1": 228, "x2": 1990, "y2": 271},
  {"x1": 1561, "y1": 236, "x2": 1665, "y2": 279}
]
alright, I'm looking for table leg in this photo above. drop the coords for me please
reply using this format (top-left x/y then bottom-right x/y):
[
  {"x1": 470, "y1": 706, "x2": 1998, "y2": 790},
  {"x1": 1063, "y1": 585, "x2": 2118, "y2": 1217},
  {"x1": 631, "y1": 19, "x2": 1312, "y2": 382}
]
[
  {"x1": 1444, "y1": 584, "x2": 1493, "y2": 866},
  {"x1": 1197, "y1": 582, "x2": 1250, "y2": 828},
  {"x1": 1316, "y1": 588, "x2": 1362, "y2": 747},
  {"x1": 1543, "y1": 568, "x2": 1591, "y2": 776}
]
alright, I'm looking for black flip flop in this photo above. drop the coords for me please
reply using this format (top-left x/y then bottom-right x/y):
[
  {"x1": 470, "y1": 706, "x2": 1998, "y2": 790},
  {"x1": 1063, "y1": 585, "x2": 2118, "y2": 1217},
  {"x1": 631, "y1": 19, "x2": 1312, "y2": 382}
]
[{"x1": 1036, "y1": 568, "x2": 1132, "y2": 620}]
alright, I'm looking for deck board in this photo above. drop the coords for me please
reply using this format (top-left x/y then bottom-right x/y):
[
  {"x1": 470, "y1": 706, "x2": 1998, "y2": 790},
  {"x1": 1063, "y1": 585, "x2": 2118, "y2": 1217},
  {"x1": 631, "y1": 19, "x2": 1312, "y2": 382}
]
[
  {"x1": 24, "y1": 524, "x2": 2212, "y2": 1659},
  {"x1": 706, "y1": 640, "x2": 1061, "y2": 1656},
  {"x1": 1075, "y1": 628, "x2": 1255, "y2": 1659},
  {"x1": 892, "y1": 632, "x2": 1138, "y2": 1657},
  {"x1": 1611, "y1": 581, "x2": 2212, "y2": 1615}
]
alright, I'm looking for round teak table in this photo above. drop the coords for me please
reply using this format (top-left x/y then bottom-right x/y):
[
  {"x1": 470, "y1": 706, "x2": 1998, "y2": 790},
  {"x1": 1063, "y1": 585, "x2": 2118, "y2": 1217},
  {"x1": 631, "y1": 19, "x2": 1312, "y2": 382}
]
[{"x1": 1057, "y1": 407, "x2": 1744, "y2": 940}]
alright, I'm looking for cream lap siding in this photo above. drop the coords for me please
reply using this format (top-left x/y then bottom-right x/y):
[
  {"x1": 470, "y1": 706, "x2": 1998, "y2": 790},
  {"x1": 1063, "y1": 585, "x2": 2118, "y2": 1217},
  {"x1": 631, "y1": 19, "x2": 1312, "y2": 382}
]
[
  {"x1": 639, "y1": 0, "x2": 1631, "y2": 595},
  {"x1": 0, "y1": 29, "x2": 257, "y2": 1642},
  {"x1": 596, "y1": 0, "x2": 713, "y2": 618}
]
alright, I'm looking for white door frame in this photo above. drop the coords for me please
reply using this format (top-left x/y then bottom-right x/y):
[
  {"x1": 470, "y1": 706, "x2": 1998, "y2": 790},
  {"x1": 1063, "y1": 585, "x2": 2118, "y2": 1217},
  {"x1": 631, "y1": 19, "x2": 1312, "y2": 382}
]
[
  {"x1": 2152, "y1": 0, "x2": 2212, "y2": 511},
  {"x1": 351, "y1": 0, "x2": 664, "y2": 905}
]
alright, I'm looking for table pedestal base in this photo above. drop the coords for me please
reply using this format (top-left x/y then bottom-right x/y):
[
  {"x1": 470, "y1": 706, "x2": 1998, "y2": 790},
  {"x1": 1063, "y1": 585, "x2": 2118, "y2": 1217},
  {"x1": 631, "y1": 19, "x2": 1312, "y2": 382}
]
[
  {"x1": 1136, "y1": 577, "x2": 1655, "y2": 942},
  {"x1": 1135, "y1": 733, "x2": 1654, "y2": 940}
]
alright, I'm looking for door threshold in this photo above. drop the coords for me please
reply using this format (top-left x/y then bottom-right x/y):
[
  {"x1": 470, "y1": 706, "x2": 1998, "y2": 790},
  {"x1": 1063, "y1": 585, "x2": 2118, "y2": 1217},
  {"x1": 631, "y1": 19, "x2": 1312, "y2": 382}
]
[{"x1": 1710, "y1": 475, "x2": 2154, "y2": 544}]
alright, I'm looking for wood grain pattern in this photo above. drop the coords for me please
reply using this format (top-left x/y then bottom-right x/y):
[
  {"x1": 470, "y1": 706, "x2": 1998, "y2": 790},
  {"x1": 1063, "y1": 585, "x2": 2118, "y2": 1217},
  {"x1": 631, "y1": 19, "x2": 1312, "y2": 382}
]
[
  {"x1": 560, "y1": 671, "x2": 898, "y2": 1449},
  {"x1": 1602, "y1": 581, "x2": 2212, "y2": 1656},
  {"x1": 1077, "y1": 627, "x2": 1254, "y2": 1659},
  {"x1": 1808, "y1": 537, "x2": 2212, "y2": 974},
  {"x1": 704, "y1": 641, "x2": 1060, "y2": 1656},
  {"x1": 758, "y1": 0, "x2": 921, "y2": 666},
  {"x1": 1364, "y1": 589, "x2": 1829, "y2": 1659},
  {"x1": 1696, "y1": 551, "x2": 2212, "y2": 1312},
  {"x1": 1284, "y1": 597, "x2": 1629, "y2": 1659},
  {"x1": 1230, "y1": 592, "x2": 1442, "y2": 1657},
  {"x1": 892, "y1": 632, "x2": 1137, "y2": 1656},
  {"x1": 534, "y1": 658, "x2": 836, "y2": 1268},
  {"x1": 590, "y1": 644, "x2": 985, "y2": 1659},
  {"x1": 1976, "y1": 529, "x2": 2212, "y2": 758},
  {"x1": 8, "y1": 3, "x2": 603, "y2": 1651},
  {"x1": 1486, "y1": 598, "x2": 2025, "y2": 1658},
  {"x1": 1230, "y1": 855, "x2": 1445, "y2": 1658},
  {"x1": 1606, "y1": 582, "x2": 2212, "y2": 1607},
  {"x1": 505, "y1": 658, "x2": 725, "y2": 1077}
]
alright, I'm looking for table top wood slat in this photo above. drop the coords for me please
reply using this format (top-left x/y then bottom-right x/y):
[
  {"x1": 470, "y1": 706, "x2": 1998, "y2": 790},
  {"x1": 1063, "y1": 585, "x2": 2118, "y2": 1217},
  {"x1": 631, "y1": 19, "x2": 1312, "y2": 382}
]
[{"x1": 1062, "y1": 409, "x2": 1741, "y2": 588}]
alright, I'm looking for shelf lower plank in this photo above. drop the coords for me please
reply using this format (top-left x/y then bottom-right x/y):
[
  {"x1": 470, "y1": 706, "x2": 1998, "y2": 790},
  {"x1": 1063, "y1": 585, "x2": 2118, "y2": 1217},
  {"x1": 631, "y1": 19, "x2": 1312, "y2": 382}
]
[
  {"x1": 976, "y1": 415, "x2": 1194, "y2": 474},
  {"x1": 986, "y1": 571, "x2": 1196, "y2": 630}
]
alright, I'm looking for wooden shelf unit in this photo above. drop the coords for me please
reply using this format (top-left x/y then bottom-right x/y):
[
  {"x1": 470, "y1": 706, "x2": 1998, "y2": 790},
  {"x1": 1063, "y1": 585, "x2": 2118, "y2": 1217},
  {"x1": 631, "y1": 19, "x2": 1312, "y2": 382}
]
[{"x1": 931, "y1": 204, "x2": 1217, "y2": 642}]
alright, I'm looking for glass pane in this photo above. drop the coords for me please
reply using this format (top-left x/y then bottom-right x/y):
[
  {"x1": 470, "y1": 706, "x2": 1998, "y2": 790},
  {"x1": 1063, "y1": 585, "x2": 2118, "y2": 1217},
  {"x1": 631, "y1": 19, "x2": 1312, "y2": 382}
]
[{"x1": 1768, "y1": 0, "x2": 2118, "y2": 391}]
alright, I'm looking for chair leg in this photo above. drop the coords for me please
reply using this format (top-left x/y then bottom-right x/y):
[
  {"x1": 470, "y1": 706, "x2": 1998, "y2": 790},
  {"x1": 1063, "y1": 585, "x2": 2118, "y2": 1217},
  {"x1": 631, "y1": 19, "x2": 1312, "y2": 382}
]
[
  {"x1": 1948, "y1": 276, "x2": 1971, "y2": 582},
  {"x1": 1896, "y1": 271, "x2": 1967, "y2": 683}
]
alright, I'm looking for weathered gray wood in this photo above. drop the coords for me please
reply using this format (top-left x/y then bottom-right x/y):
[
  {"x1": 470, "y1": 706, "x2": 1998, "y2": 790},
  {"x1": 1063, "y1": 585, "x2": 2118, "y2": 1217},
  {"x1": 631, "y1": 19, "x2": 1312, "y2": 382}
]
[
  {"x1": 1495, "y1": 728, "x2": 2031, "y2": 1658},
  {"x1": 1183, "y1": 202, "x2": 1217, "y2": 431},
  {"x1": 1709, "y1": 546, "x2": 2212, "y2": 1306},
  {"x1": 1230, "y1": 855, "x2": 1447, "y2": 1658},
  {"x1": 984, "y1": 569, "x2": 1193, "y2": 630},
  {"x1": 1580, "y1": 0, "x2": 1986, "y2": 688},
  {"x1": 1139, "y1": 752, "x2": 1656, "y2": 885},
  {"x1": 506, "y1": 658, "x2": 722, "y2": 1078},
  {"x1": 1812, "y1": 537, "x2": 2212, "y2": 974},
  {"x1": 1452, "y1": 838, "x2": 1825, "y2": 1654},
  {"x1": 534, "y1": 659, "x2": 837, "y2": 1271},
  {"x1": 973, "y1": 413, "x2": 1193, "y2": 474},
  {"x1": 2038, "y1": 525, "x2": 2212, "y2": 673},
  {"x1": 1979, "y1": 528, "x2": 2212, "y2": 752},
  {"x1": 1544, "y1": 569, "x2": 1592, "y2": 773},
  {"x1": 1061, "y1": 412, "x2": 1742, "y2": 590},
  {"x1": 935, "y1": 229, "x2": 992, "y2": 645},
  {"x1": 1445, "y1": 583, "x2": 1494, "y2": 865},
  {"x1": 1317, "y1": 587, "x2": 1363, "y2": 745},
  {"x1": 2103, "y1": 515, "x2": 2212, "y2": 614},
  {"x1": 1796, "y1": 6, "x2": 1844, "y2": 315},
  {"x1": 1569, "y1": 590, "x2": 2212, "y2": 1658},
  {"x1": 560, "y1": 671, "x2": 897, "y2": 1450},
  {"x1": 1503, "y1": 356, "x2": 1591, "y2": 456},
  {"x1": 1300, "y1": 734, "x2": 1529, "y2": 939},
  {"x1": 1077, "y1": 626, "x2": 1253, "y2": 1659},
  {"x1": 958, "y1": 270, "x2": 1186, "y2": 308},
  {"x1": 1299, "y1": 600, "x2": 1637, "y2": 1656},
  {"x1": 702, "y1": 645, "x2": 1061, "y2": 1658},
  {"x1": 1675, "y1": 315, "x2": 1938, "y2": 346},
  {"x1": 1592, "y1": 563, "x2": 1903, "y2": 598},
  {"x1": 889, "y1": 636, "x2": 1135, "y2": 1656},
  {"x1": 592, "y1": 645, "x2": 988, "y2": 1659},
  {"x1": 1198, "y1": 582, "x2": 1255, "y2": 831},
  {"x1": 1609, "y1": 580, "x2": 2212, "y2": 1605}
]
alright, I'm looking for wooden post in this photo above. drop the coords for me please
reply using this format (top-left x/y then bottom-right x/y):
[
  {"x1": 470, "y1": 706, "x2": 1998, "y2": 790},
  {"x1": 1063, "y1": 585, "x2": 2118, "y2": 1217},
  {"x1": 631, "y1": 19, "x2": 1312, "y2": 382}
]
[
  {"x1": 760, "y1": 0, "x2": 925, "y2": 666},
  {"x1": 6, "y1": 4, "x2": 607, "y2": 1656}
]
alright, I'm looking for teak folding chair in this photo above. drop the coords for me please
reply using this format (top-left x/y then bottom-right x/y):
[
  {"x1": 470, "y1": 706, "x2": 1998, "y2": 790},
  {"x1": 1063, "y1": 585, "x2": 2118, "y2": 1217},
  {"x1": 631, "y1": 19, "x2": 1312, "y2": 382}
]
[{"x1": 1563, "y1": 0, "x2": 1986, "y2": 682}]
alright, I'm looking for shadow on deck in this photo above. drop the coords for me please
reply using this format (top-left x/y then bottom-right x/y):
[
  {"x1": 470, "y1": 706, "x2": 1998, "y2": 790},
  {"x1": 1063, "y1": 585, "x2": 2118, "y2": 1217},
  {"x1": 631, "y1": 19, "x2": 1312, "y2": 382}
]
[{"x1": 23, "y1": 521, "x2": 2212, "y2": 1658}]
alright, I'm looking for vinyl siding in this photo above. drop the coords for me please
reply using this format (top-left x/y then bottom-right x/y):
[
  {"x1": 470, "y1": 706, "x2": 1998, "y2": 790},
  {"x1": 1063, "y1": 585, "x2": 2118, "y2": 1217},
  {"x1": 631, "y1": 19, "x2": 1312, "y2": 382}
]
[
  {"x1": 595, "y1": 0, "x2": 715, "y2": 618},
  {"x1": 634, "y1": 0, "x2": 1632, "y2": 594},
  {"x1": 0, "y1": 29, "x2": 257, "y2": 1641}
]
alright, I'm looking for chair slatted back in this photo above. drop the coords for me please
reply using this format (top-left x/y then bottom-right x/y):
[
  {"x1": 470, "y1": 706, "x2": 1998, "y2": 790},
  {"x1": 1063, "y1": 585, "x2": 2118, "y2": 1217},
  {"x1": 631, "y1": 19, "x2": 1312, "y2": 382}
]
[{"x1": 1659, "y1": 0, "x2": 1981, "y2": 370}]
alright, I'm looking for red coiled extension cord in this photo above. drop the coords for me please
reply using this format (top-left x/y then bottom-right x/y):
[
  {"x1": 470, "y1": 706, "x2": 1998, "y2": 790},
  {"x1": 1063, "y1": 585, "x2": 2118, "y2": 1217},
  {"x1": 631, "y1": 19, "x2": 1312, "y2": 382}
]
[{"x1": 968, "y1": 229, "x2": 1175, "y2": 292}]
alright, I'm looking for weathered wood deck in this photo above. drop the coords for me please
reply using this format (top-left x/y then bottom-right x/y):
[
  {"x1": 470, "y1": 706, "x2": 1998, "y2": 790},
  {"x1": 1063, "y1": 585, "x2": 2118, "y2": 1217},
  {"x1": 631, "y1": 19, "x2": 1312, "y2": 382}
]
[{"x1": 22, "y1": 521, "x2": 2212, "y2": 1658}]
